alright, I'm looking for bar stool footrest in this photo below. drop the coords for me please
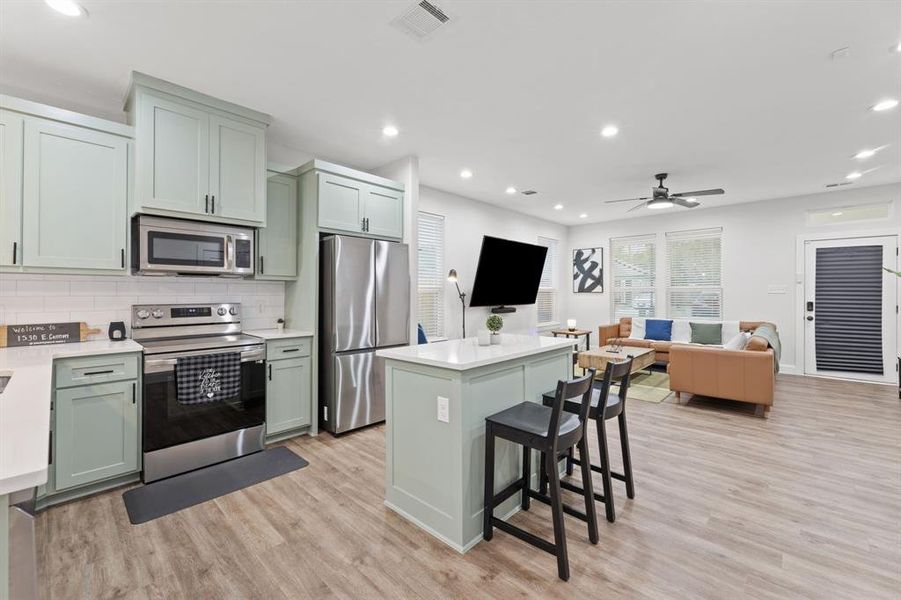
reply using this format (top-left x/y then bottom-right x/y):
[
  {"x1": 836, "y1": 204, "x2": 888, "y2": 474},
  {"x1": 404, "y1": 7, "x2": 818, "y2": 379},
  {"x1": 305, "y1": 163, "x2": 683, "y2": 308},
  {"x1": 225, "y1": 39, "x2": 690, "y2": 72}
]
[
  {"x1": 568, "y1": 457, "x2": 627, "y2": 482},
  {"x1": 559, "y1": 480, "x2": 607, "y2": 503},
  {"x1": 490, "y1": 517, "x2": 557, "y2": 556},
  {"x1": 528, "y1": 489, "x2": 591, "y2": 522}
]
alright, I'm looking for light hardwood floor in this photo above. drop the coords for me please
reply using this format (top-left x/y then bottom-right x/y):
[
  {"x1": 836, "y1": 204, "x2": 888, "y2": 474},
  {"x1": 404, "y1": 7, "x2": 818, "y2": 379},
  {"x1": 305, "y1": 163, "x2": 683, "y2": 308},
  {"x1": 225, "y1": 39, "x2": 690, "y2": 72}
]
[{"x1": 36, "y1": 374, "x2": 901, "y2": 599}]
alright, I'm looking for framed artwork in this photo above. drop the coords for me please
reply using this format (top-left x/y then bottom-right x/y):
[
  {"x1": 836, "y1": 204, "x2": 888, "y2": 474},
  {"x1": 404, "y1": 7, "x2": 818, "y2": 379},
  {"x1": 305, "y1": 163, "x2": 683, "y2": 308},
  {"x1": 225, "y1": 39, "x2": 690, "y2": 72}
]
[{"x1": 573, "y1": 247, "x2": 603, "y2": 293}]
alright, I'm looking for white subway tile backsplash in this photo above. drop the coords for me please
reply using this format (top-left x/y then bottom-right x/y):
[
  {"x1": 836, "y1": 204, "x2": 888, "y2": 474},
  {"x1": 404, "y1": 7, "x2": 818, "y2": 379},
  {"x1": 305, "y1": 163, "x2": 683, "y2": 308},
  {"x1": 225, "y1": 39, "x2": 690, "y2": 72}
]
[
  {"x1": 17, "y1": 280, "x2": 70, "y2": 295},
  {"x1": 0, "y1": 274, "x2": 286, "y2": 332}
]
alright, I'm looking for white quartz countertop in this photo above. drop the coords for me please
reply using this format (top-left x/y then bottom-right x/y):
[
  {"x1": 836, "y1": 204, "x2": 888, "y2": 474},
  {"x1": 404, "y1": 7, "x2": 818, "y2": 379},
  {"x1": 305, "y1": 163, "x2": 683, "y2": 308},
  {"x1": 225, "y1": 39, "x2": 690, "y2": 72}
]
[
  {"x1": 246, "y1": 328, "x2": 314, "y2": 340},
  {"x1": 0, "y1": 339, "x2": 143, "y2": 496},
  {"x1": 376, "y1": 334, "x2": 576, "y2": 371}
]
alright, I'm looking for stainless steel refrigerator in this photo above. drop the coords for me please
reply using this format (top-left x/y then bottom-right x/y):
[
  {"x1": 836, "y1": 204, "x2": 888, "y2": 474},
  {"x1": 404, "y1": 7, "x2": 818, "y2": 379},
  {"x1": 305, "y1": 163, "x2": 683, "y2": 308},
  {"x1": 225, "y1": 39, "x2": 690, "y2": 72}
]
[{"x1": 320, "y1": 235, "x2": 410, "y2": 434}]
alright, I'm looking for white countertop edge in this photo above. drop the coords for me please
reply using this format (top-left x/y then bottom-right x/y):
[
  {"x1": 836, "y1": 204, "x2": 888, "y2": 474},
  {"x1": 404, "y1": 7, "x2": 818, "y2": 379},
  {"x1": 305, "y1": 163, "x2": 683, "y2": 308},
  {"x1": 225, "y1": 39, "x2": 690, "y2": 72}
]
[
  {"x1": 245, "y1": 329, "x2": 315, "y2": 340},
  {"x1": 376, "y1": 335, "x2": 577, "y2": 371}
]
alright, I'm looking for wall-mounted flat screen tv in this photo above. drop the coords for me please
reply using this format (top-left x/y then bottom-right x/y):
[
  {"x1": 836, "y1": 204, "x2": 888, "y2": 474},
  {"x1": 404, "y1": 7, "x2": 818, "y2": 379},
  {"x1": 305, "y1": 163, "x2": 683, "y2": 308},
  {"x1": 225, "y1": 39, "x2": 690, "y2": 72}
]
[{"x1": 468, "y1": 236, "x2": 548, "y2": 307}]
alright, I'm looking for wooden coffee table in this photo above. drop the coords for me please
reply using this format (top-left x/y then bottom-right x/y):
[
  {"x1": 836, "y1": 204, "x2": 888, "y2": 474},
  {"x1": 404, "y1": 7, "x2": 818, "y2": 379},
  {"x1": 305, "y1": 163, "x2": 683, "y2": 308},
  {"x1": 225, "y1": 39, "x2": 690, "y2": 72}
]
[{"x1": 577, "y1": 345, "x2": 656, "y2": 375}]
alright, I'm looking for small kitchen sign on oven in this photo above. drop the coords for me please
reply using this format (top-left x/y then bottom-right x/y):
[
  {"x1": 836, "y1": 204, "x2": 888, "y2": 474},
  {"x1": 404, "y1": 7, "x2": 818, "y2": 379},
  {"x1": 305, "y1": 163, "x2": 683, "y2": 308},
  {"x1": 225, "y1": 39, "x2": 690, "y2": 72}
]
[{"x1": 0, "y1": 322, "x2": 87, "y2": 348}]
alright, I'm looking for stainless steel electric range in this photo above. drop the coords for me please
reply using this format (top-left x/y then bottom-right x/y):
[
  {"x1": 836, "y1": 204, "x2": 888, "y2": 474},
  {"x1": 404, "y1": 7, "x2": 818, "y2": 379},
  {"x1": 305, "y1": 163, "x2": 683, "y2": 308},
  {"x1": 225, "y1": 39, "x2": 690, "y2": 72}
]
[{"x1": 131, "y1": 303, "x2": 266, "y2": 483}]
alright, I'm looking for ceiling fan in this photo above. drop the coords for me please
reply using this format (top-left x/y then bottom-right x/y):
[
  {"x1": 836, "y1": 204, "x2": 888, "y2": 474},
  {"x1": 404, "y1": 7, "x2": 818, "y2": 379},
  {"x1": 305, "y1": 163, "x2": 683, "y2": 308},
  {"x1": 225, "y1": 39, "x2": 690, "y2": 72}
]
[{"x1": 605, "y1": 173, "x2": 724, "y2": 212}]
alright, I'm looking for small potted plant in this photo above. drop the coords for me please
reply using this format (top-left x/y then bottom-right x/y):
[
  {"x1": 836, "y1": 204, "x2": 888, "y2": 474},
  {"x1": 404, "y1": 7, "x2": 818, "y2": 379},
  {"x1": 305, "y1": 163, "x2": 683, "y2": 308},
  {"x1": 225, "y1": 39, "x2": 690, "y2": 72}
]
[
  {"x1": 486, "y1": 314, "x2": 503, "y2": 345},
  {"x1": 276, "y1": 317, "x2": 285, "y2": 332}
]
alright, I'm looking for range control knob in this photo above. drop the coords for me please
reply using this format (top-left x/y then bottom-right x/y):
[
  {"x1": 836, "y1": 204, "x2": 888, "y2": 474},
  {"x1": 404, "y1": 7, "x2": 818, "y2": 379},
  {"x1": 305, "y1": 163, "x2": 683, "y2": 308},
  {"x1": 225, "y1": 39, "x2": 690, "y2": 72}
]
[
  {"x1": 228, "y1": 306, "x2": 238, "y2": 315},
  {"x1": 151, "y1": 309, "x2": 164, "y2": 319},
  {"x1": 136, "y1": 309, "x2": 150, "y2": 320},
  {"x1": 217, "y1": 306, "x2": 228, "y2": 316}
]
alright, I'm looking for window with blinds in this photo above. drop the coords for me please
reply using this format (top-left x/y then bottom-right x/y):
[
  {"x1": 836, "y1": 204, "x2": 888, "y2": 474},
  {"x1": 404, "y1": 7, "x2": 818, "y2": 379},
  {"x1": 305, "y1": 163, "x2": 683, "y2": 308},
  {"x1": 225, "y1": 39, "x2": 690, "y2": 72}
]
[
  {"x1": 417, "y1": 212, "x2": 445, "y2": 339},
  {"x1": 611, "y1": 234, "x2": 657, "y2": 319},
  {"x1": 665, "y1": 228, "x2": 723, "y2": 319},
  {"x1": 537, "y1": 236, "x2": 558, "y2": 325}
]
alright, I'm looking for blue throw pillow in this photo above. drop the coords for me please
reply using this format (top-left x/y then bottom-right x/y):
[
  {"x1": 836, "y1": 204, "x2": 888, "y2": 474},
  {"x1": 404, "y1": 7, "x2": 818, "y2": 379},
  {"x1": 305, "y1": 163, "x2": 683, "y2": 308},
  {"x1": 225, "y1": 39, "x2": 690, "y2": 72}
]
[{"x1": 644, "y1": 319, "x2": 673, "y2": 341}]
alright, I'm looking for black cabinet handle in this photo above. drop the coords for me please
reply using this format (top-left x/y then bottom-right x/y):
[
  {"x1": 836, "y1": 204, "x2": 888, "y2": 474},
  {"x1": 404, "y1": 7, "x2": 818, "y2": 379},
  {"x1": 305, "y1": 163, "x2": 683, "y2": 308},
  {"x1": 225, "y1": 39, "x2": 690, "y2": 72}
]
[
  {"x1": 281, "y1": 348, "x2": 300, "y2": 353},
  {"x1": 132, "y1": 382, "x2": 136, "y2": 404},
  {"x1": 268, "y1": 363, "x2": 272, "y2": 381},
  {"x1": 365, "y1": 217, "x2": 370, "y2": 232},
  {"x1": 211, "y1": 195, "x2": 215, "y2": 214},
  {"x1": 260, "y1": 255, "x2": 264, "y2": 274},
  {"x1": 205, "y1": 194, "x2": 210, "y2": 213},
  {"x1": 12, "y1": 241, "x2": 16, "y2": 264},
  {"x1": 120, "y1": 248, "x2": 125, "y2": 268},
  {"x1": 83, "y1": 369, "x2": 114, "y2": 376},
  {"x1": 361, "y1": 218, "x2": 366, "y2": 231},
  {"x1": 49, "y1": 431, "x2": 53, "y2": 465}
]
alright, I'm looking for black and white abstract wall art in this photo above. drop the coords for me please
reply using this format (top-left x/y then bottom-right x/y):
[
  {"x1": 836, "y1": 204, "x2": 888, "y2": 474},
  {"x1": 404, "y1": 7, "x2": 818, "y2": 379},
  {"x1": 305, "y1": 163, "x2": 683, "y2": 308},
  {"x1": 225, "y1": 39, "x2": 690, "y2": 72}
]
[{"x1": 573, "y1": 247, "x2": 603, "y2": 293}]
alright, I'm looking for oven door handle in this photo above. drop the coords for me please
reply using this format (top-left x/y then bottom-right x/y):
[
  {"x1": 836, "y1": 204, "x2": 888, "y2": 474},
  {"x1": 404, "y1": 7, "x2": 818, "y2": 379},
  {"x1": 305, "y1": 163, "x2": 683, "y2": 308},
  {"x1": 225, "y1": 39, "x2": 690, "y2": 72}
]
[{"x1": 144, "y1": 346, "x2": 265, "y2": 374}]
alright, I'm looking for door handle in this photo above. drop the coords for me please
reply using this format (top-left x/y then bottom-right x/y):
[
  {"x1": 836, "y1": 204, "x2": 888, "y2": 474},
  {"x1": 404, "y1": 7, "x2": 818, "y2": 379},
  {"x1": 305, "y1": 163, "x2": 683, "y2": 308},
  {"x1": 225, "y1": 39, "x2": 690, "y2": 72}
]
[
  {"x1": 806, "y1": 316, "x2": 814, "y2": 321},
  {"x1": 205, "y1": 194, "x2": 210, "y2": 213}
]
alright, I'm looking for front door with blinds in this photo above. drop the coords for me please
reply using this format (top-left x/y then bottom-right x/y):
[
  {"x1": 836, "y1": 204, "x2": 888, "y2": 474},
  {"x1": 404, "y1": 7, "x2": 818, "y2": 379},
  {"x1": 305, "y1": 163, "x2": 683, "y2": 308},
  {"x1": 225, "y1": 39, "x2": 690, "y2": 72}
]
[{"x1": 804, "y1": 235, "x2": 897, "y2": 383}]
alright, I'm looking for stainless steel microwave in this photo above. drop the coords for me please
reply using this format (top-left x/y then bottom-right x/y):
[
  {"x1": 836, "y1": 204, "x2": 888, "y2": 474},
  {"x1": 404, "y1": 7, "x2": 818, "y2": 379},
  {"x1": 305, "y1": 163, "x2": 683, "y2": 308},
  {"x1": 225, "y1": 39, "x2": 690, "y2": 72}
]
[{"x1": 134, "y1": 215, "x2": 254, "y2": 276}]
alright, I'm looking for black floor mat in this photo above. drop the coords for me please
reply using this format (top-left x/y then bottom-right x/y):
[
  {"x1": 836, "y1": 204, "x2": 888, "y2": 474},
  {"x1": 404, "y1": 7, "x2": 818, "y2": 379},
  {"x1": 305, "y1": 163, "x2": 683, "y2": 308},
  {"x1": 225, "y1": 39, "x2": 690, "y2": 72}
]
[{"x1": 122, "y1": 446, "x2": 308, "y2": 525}]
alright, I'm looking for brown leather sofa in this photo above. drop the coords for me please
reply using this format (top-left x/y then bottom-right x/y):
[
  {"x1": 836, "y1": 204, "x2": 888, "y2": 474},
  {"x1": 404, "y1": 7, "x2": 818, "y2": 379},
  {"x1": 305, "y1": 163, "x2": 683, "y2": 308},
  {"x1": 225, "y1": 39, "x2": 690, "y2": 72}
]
[{"x1": 598, "y1": 317, "x2": 776, "y2": 417}]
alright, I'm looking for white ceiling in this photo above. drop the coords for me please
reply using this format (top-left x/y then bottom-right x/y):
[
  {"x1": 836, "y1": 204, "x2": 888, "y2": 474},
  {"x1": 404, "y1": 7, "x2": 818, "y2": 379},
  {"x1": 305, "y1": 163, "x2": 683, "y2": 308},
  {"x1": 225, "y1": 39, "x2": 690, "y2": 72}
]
[{"x1": 1, "y1": 0, "x2": 899, "y2": 224}]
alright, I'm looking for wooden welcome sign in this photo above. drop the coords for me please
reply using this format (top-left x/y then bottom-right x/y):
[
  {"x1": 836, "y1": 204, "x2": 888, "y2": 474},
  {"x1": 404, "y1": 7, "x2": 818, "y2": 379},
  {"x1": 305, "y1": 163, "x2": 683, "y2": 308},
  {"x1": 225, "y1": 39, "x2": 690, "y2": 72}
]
[{"x1": 0, "y1": 322, "x2": 102, "y2": 348}]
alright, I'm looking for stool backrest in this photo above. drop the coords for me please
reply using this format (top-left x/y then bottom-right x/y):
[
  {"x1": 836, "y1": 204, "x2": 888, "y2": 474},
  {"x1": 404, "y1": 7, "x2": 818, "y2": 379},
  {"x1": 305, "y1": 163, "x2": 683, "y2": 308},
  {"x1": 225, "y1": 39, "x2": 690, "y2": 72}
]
[
  {"x1": 548, "y1": 369, "x2": 597, "y2": 450},
  {"x1": 597, "y1": 358, "x2": 634, "y2": 414}
]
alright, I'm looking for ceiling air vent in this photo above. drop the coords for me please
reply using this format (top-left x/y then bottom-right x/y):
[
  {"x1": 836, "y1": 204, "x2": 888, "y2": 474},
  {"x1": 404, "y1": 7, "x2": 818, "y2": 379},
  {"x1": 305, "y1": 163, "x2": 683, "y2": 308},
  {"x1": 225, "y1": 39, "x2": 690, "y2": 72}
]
[
  {"x1": 521, "y1": 190, "x2": 538, "y2": 196},
  {"x1": 391, "y1": 1, "x2": 452, "y2": 42}
]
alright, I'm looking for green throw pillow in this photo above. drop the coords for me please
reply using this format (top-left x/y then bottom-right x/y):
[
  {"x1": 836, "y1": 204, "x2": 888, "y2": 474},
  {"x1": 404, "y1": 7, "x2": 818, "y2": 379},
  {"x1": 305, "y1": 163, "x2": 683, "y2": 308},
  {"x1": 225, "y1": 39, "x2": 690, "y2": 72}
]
[{"x1": 690, "y1": 322, "x2": 723, "y2": 345}]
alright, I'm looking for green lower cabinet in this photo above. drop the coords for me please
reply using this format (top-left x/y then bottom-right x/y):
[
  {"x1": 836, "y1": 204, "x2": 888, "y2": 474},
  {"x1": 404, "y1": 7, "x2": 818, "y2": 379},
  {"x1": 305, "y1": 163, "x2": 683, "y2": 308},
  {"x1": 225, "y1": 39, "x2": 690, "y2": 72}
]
[
  {"x1": 266, "y1": 356, "x2": 312, "y2": 436},
  {"x1": 54, "y1": 380, "x2": 139, "y2": 491}
]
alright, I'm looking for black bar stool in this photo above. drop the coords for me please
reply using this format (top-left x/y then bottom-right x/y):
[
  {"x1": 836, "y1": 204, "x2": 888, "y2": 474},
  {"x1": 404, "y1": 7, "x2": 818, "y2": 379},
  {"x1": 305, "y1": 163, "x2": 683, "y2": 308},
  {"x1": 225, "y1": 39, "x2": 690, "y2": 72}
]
[
  {"x1": 483, "y1": 370, "x2": 599, "y2": 581},
  {"x1": 541, "y1": 359, "x2": 635, "y2": 523}
]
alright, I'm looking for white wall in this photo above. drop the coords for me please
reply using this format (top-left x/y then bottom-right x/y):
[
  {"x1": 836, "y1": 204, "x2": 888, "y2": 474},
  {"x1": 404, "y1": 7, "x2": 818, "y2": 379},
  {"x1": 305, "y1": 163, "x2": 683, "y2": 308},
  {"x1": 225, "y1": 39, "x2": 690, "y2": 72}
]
[
  {"x1": 0, "y1": 273, "x2": 285, "y2": 336},
  {"x1": 418, "y1": 185, "x2": 569, "y2": 338},
  {"x1": 373, "y1": 156, "x2": 420, "y2": 342},
  {"x1": 566, "y1": 183, "x2": 901, "y2": 372}
]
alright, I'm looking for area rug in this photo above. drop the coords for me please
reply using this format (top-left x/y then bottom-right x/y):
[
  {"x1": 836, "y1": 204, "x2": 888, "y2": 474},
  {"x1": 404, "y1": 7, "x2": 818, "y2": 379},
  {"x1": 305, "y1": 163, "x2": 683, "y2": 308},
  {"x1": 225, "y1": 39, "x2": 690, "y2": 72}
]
[
  {"x1": 621, "y1": 371, "x2": 672, "y2": 404},
  {"x1": 122, "y1": 446, "x2": 308, "y2": 525}
]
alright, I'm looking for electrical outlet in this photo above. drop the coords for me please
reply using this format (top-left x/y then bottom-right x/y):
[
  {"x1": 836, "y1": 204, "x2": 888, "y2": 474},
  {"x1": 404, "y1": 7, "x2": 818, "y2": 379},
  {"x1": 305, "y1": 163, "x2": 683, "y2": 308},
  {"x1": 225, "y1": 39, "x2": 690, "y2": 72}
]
[{"x1": 437, "y1": 396, "x2": 449, "y2": 423}]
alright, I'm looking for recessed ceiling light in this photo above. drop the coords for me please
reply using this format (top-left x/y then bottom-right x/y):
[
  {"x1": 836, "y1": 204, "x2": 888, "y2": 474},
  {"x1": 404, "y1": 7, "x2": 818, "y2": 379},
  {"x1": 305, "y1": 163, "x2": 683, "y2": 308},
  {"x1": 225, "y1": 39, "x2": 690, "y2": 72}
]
[
  {"x1": 382, "y1": 125, "x2": 399, "y2": 137},
  {"x1": 854, "y1": 148, "x2": 876, "y2": 160},
  {"x1": 600, "y1": 125, "x2": 619, "y2": 138},
  {"x1": 832, "y1": 211, "x2": 843, "y2": 217},
  {"x1": 45, "y1": 0, "x2": 86, "y2": 16},
  {"x1": 872, "y1": 99, "x2": 899, "y2": 112},
  {"x1": 505, "y1": 186, "x2": 516, "y2": 195},
  {"x1": 579, "y1": 213, "x2": 588, "y2": 219},
  {"x1": 846, "y1": 171, "x2": 863, "y2": 180},
  {"x1": 553, "y1": 204, "x2": 563, "y2": 210},
  {"x1": 460, "y1": 169, "x2": 473, "y2": 179}
]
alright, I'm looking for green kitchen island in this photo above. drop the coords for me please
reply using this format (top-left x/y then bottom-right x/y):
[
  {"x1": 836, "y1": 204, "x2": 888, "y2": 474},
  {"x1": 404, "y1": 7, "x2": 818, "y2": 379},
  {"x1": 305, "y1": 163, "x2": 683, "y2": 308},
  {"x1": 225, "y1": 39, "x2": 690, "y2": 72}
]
[{"x1": 377, "y1": 334, "x2": 576, "y2": 553}]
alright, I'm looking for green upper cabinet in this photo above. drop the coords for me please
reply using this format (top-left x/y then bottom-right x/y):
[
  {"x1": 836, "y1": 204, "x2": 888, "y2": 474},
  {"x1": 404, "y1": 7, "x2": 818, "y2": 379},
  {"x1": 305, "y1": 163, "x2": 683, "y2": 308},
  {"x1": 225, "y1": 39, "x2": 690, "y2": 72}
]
[
  {"x1": 363, "y1": 184, "x2": 404, "y2": 240},
  {"x1": 317, "y1": 172, "x2": 365, "y2": 233},
  {"x1": 54, "y1": 380, "x2": 139, "y2": 491},
  {"x1": 209, "y1": 115, "x2": 266, "y2": 222},
  {"x1": 0, "y1": 109, "x2": 23, "y2": 266},
  {"x1": 302, "y1": 160, "x2": 404, "y2": 241},
  {"x1": 127, "y1": 72, "x2": 271, "y2": 227},
  {"x1": 257, "y1": 172, "x2": 298, "y2": 279},
  {"x1": 22, "y1": 118, "x2": 128, "y2": 270},
  {"x1": 135, "y1": 92, "x2": 209, "y2": 217}
]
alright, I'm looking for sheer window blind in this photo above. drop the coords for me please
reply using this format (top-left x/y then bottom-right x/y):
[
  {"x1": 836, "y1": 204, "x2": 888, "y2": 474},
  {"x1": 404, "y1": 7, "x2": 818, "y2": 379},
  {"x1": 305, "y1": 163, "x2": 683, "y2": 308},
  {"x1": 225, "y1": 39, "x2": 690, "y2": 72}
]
[
  {"x1": 417, "y1": 212, "x2": 445, "y2": 339},
  {"x1": 611, "y1": 234, "x2": 657, "y2": 319},
  {"x1": 537, "y1": 236, "x2": 558, "y2": 325},
  {"x1": 665, "y1": 228, "x2": 723, "y2": 319}
]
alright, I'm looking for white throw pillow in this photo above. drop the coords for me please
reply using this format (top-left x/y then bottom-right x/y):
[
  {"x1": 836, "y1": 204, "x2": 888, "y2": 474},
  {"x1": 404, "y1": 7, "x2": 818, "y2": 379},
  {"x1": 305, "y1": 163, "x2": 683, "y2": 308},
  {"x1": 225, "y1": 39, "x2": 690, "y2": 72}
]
[
  {"x1": 671, "y1": 320, "x2": 692, "y2": 343},
  {"x1": 724, "y1": 331, "x2": 750, "y2": 351},
  {"x1": 721, "y1": 320, "x2": 740, "y2": 342},
  {"x1": 628, "y1": 318, "x2": 646, "y2": 340}
]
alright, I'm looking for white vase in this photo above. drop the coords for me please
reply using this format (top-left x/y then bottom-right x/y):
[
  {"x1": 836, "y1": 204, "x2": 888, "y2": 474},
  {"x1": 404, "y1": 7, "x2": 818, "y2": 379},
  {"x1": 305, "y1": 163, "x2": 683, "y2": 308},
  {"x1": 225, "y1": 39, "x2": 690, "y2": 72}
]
[
  {"x1": 477, "y1": 329, "x2": 491, "y2": 346},
  {"x1": 490, "y1": 332, "x2": 501, "y2": 345}
]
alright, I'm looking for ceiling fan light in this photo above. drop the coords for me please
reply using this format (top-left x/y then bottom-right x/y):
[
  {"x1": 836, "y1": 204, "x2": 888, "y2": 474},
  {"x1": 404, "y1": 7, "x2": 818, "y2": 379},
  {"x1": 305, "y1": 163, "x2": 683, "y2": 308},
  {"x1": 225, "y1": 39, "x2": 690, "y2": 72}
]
[{"x1": 647, "y1": 199, "x2": 673, "y2": 210}]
